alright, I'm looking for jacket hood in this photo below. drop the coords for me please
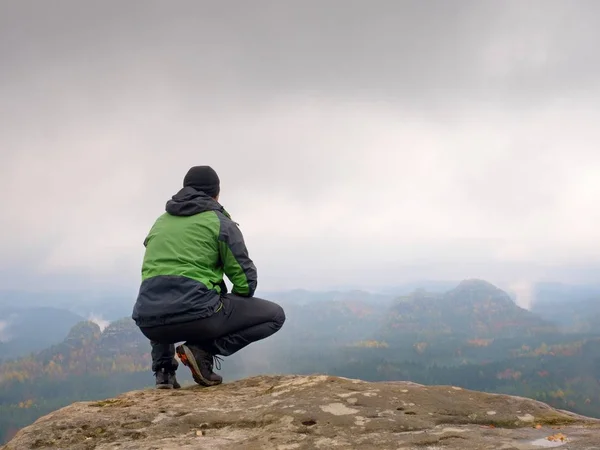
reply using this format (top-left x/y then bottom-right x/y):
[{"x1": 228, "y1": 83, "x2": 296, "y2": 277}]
[{"x1": 165, "y1": 187, "x2": 226, "y2": 217}]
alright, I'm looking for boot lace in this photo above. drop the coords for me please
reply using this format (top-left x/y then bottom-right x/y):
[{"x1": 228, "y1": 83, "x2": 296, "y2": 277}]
[{"x1": 200, "y1": 353, "x2": 223, "y2": 371}]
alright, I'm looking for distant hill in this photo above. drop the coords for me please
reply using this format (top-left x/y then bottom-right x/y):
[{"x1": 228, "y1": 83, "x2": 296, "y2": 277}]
[
  {"x1": 530, "y1": 283, "x2": 600, "y2": 333},
  {"x1": 0, "y1": 318, "x2": 157, "y2": 444},
  {"x1": 0, "y1": 306, "x2": 85, "y2": 361},
  {"x1": 380, "y1": 279, "x2": 556, "y2": 341},
  {"x1": 215, "y1": 291, "x2": 393, "y2": 377},
  {"x1": 532, "y1": 298, "x2": 600, "y2": 333},
  {"x1": 266, "y1": 288, "x2": 393, "y2": 306},
  {"x1": 272, "y1": 291, "x2": 390, "y2": 342},
  {"x1": 532, "y1": 282, "x2": 600, "y2": 306}
]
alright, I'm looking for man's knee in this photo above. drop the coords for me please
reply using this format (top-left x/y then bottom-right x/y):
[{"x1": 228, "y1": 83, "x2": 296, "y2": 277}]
[{"x1": 272, "y1": 303, "x2": 286, "y2": 330}]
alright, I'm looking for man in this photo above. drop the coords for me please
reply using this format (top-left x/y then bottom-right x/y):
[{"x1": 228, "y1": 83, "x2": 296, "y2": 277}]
[{"x1": 132, "y1": 166, "x2": 286, "y2": 389}]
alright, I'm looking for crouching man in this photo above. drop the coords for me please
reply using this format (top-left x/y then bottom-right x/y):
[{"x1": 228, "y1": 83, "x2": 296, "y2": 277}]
[{"x1": 132, "y1": 166, "x2": 286, "y2": 388}]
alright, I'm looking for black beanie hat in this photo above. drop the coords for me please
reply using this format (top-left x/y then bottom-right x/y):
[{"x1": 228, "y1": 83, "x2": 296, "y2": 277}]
[{"x1": 183, "y1": 166, "x2": 220, "y2": 197}]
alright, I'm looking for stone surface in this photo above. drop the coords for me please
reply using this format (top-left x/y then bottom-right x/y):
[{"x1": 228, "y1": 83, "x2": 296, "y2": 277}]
[{"x1": 3, "y1": 374, "x2": 600, "y2": 449}]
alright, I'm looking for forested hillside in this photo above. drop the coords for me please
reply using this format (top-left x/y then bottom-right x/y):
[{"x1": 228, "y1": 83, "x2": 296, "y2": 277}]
[{"x1": 2, "y1": 280, "x2": 600, "y2": 444}]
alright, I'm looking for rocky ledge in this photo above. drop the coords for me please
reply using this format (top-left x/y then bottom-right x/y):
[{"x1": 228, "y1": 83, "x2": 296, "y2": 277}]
[{"x1": 2, "y1": 375, "x2": 600, "y2": 449}]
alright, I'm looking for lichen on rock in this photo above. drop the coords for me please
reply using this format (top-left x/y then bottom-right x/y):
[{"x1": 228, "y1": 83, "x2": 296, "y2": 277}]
[{"x1": 2, "y1": 374, "x2": 599, "y2": 449}]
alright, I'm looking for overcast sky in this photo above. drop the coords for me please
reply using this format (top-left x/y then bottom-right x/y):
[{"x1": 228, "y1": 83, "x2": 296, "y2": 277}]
[{"x1": 1, "y1": 1, "x2": 600, "y2": 304}]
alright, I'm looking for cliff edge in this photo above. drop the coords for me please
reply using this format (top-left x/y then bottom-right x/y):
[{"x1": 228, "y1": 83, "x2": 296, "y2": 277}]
[{"x1": 2, "y1": 375, "x2": 599, "y2": 449}]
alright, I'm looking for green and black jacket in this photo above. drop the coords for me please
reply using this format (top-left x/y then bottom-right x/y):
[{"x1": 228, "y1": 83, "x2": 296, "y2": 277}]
[{"x1": 132, "y1": 187, "x2": 257, "y2": 327}]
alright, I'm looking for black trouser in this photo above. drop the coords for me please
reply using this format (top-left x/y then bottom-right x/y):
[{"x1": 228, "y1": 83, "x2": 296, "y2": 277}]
[{"x1": 139, "y1": 294, "x2": 286, "y2": 372}]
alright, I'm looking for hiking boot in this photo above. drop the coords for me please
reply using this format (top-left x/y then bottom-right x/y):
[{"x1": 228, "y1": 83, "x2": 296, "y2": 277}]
[
  {"x1": 155, "y1": 368, "x2": 180, "y2": 389},
  {"x1": 176, "y1": 344, "x2": 223, "y2": 386}
]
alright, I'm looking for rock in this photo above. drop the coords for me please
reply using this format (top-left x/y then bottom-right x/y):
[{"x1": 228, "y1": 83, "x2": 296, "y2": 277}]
[{"x1": 2, "y1": 374, "x2": 599, "y2": 449}]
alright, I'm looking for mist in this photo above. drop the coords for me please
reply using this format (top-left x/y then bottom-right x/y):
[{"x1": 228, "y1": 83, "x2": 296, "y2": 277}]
[{"x1": 87, "y1": 314, "x2": 110, "y2": 333}]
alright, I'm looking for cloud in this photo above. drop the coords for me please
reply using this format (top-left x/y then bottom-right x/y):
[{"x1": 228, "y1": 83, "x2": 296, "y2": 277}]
[
  {"x1": 88, "y1": 314, "x2": 110, "y2": 333},
  {"x1": 1, "y1": 1, "x2": 600, "y2": 293}
]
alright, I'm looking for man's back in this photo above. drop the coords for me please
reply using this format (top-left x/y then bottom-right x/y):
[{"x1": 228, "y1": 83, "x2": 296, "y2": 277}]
[
  {"x1": 132, "y1": 185, "x2": 256, "y2": 328},
  {"x1": 143, "y1": 209, "x2": 223, "y2": 291}
]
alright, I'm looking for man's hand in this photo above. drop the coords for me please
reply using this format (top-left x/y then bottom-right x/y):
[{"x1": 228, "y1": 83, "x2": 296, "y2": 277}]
[{"x1": 219, "y1": 280, "x2": 228, "y2": 295}]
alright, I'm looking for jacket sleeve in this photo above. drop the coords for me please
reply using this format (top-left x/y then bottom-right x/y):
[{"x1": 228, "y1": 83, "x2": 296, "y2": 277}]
[{"x1": 218, "y1": 216, "x2": 257, "y2": 297}]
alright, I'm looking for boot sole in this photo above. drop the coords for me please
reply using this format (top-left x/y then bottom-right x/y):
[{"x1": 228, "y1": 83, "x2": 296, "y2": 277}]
[
  {"x1": 175, "y1": 345, "x2": 220, "y2": 387},
  {"x1": 156, "y1": 384, "x2": 173, "y2": 390}
]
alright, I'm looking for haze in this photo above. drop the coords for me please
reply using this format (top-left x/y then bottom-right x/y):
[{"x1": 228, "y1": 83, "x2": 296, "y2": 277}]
[{"x1": 2, "y1": 1, "x2": 600, "y2": 305}]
